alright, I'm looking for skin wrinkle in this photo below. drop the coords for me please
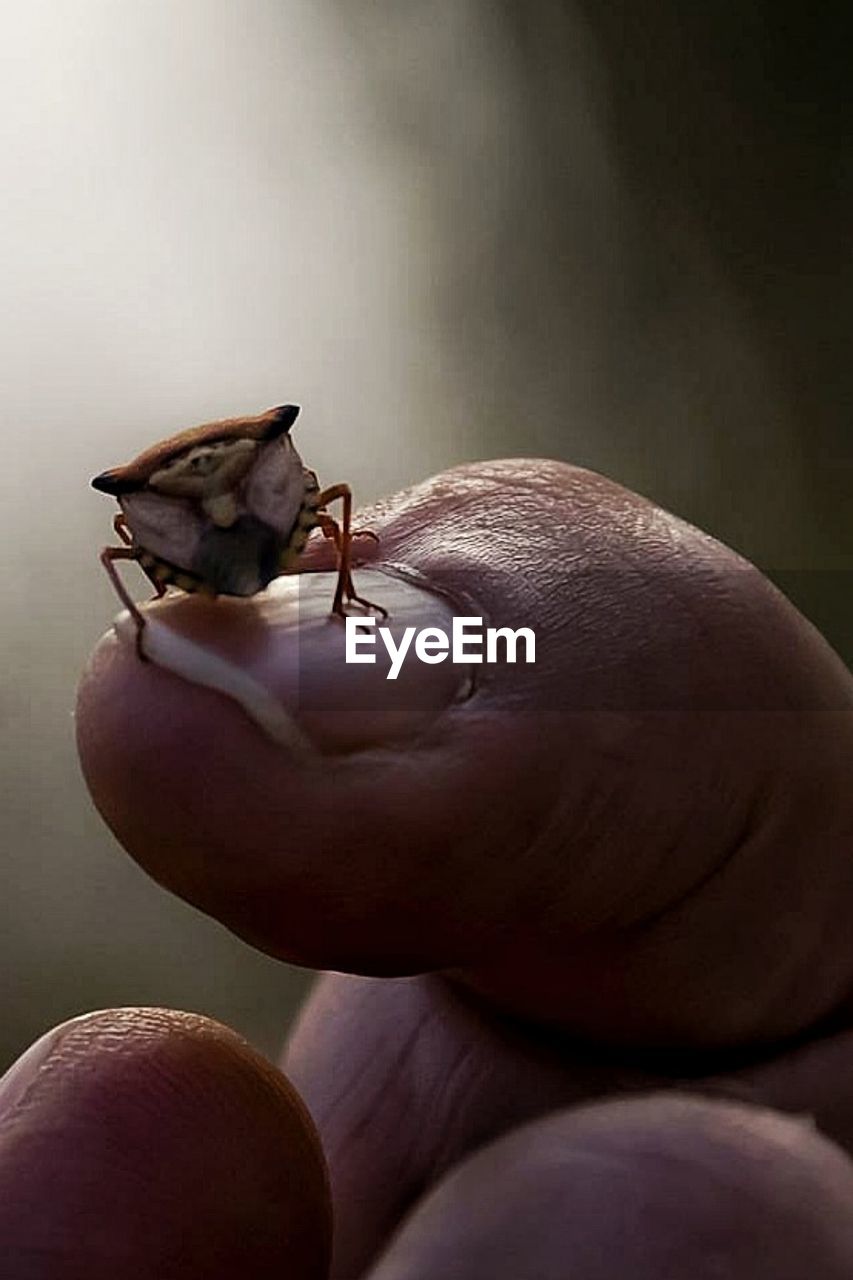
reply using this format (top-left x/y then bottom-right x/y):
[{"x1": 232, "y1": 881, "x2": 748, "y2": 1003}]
[
  {"x1": 288, "y1": 986, "x2": 457, "y2": 1274},
  {"x1": 0, "y1": 1011, "x2": 292, "y2": 1139},
  {"x1": 0, "y1": 1009, "x2": 200, "y2": 1129},
  {"x1": 420, "y1": 1041, "x2": 483, "y2": 1178},
  {"x1": 324, "y1": 1021, "x2": 426, "y2": 1157},
  {"x1": 484, "y1": 698, "x2": 762, "y2": 948},
  {"x1": 363, "y1": 1015, "x2": 483, "y2": 1230},
  {"x1": 595, "y1": 723, "x2": 779, "y2": 938},
  {"x1": 631, "y1": 790, "x2": 762, "y2": 936},
  {"x1": 287, "y1": 974, "x2": 660, "y2": 1265}
]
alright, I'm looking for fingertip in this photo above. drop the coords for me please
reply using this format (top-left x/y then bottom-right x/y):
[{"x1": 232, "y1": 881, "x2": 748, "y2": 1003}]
[
  {"x1": 0, "y1": 1008, "x2": 331, "y2": 1279},
  {"x1": 368, "y1": 1095, "x2": 853, "y2": 1279},
  {"x1": 75, "y1": 569, "x2": 546, "y2": 975}
]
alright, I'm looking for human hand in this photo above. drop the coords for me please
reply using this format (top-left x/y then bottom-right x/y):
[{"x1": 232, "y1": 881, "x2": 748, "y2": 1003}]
[{"x1": 3, "y1": 458, "x2": 853, "y2": 1277}]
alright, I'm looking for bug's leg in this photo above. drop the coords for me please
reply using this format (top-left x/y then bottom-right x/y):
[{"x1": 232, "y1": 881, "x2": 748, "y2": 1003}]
[
  {"x1": 322, "y1": 506, "x2": 380, "y2": 548},
  {"x1": 317, "y1": 508, "x2": 378, "y2": 553},
  {"x1": 315, "y1": 514, "x2": 367, "y2": 606},
  {"x1": 100, "y1": 546, "x2": 149, "y2": 660},
  {"x1": 316, "y1": 511, "x2": 342, "y2": 551},
  {"x1": 318, "y1": 511, "x2": 380, "y2": 547},
  {"x1": 314, "y1": 486, "x2": 353, "y2": 614},
  {"x1": 113, "y1": 513, "x2": 167, "y2": 601},
  {"x1": 315, "y1": 484, "x2": 388, "y2": 618},
  {"x1": 113, "y1": 512, "x2": 133, "y2": 546},
  {"x1": 147, "y1": 575, "x2": 169, "y2": 601}
]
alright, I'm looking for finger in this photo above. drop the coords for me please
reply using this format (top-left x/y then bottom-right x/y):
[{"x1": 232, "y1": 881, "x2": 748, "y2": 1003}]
[
  {"x1": 363, "y1": 1095, "x2": 853, "y2": 1280},
  {"x1": 284, "y1": 971, "x2": 668, "y2": 1279},
  {"x1": 77, "y1": 460, "x2": 853, "y2": 1043},
  {"x1": 0, "y1": 1008, "x2": 330, "y2": 1279}
]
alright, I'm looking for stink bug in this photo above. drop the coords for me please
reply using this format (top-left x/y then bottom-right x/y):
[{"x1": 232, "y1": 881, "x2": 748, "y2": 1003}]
[{"x1": 92, "y1": 404, "x2": 385, "y2": 653}]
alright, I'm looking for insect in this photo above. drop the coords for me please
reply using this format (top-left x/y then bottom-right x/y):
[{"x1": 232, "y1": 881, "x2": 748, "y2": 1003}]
[{"x1": 92, "y1": 403, "x2": 385, "y2": 654}]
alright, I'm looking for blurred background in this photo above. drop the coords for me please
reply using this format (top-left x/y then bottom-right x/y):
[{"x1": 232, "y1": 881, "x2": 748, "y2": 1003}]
[{"x1": 1, "y1": 0, "x2": 849, "y2": 1069}]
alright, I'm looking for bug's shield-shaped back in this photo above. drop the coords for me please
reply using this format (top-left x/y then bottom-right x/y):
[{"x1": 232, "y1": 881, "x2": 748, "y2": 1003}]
[{"x1": 91, "y1": 404, "x2": 300, "y2": 496}]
